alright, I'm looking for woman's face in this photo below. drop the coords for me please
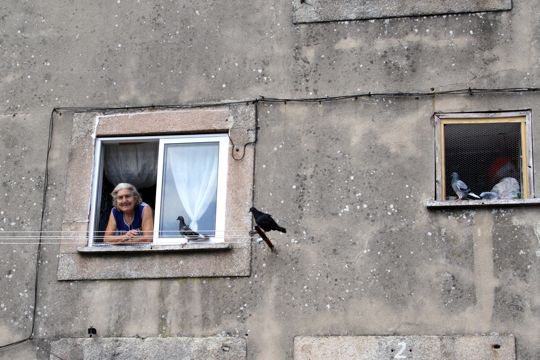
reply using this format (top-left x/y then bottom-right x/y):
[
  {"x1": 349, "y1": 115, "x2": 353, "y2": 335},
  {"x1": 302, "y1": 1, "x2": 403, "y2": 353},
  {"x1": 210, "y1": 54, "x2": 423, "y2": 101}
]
[{"x1": 116, "y1": 189, "x2": 136, "y2": 212}]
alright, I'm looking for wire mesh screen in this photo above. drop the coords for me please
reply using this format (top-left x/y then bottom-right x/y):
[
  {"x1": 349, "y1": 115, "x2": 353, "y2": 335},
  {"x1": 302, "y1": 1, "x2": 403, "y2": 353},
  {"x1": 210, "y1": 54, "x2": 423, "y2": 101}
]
[{"x1": 444, "y1": 122, "x2": 522, "y2": 200}]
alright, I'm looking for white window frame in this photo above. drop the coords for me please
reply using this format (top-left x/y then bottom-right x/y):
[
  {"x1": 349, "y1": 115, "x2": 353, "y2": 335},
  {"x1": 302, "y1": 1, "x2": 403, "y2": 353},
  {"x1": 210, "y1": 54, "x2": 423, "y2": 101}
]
[
  {"x1": 88, "y1": 133, "x2": 229, "y2": 246},
  {"x1": 154, "y1": 134, "x2": 229, "y2": 245}
]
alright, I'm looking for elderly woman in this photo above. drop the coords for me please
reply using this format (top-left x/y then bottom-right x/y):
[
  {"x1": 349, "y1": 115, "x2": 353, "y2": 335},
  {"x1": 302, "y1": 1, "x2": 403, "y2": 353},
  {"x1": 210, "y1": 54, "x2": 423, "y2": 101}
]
[{"x1": 104, "y1": 183, "x2": 153, "y2": 244}]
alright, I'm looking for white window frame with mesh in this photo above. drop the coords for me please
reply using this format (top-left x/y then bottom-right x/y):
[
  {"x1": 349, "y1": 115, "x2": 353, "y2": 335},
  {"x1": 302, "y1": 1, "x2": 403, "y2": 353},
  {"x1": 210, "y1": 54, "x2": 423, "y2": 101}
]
[{"x1": 434, "y1": 111, "x2": 534, "y2": 202}]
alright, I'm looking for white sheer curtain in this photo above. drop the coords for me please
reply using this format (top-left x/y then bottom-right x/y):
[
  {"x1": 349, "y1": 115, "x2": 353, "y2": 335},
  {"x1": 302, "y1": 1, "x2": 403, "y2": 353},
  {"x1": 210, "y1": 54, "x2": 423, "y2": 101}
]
[
  {"x1": 104, "y1": 142, "x2": 158, "y2": 189},
  {"x1": 167, "y1": 143, "x2": 218, "y2": 231}
]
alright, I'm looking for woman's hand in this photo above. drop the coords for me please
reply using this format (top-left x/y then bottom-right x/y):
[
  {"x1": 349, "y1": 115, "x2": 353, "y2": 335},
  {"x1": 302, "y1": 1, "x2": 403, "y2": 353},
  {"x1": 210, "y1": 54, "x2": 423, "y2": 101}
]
[
  {"x1": 103, "y1": 206, "x2": 153, "y2": 244},
  {"x1": 122, "y1": 229, "x2": 141, "y2": 242}
]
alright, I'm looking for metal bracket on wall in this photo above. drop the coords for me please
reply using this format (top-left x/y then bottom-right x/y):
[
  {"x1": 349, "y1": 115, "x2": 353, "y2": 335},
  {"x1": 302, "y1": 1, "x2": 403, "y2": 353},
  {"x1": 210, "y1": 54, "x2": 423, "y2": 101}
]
[{"x1": 226, "y1": 107, "x2": 257, "y2": 161}]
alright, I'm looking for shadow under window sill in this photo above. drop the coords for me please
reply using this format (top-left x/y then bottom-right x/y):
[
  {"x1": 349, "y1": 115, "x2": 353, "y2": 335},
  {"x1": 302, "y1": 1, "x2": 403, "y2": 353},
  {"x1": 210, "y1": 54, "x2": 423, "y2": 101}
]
[
  {"x1": 426, "y1": 198, "x2": 540, "y2": 208},
  {"x1": 78, "y1": 242, "x2": 232, "y2": 253}
]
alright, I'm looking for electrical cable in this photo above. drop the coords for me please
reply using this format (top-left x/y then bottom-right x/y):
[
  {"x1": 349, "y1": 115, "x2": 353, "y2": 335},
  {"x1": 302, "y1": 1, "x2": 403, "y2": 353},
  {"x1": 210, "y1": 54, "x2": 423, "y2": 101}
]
[
  {"x1": 36, "y1": 87, "x2": 540, "y2": 115},
  {"x1": 0, "y1": 109, "x2": 55, "y2": 353}
]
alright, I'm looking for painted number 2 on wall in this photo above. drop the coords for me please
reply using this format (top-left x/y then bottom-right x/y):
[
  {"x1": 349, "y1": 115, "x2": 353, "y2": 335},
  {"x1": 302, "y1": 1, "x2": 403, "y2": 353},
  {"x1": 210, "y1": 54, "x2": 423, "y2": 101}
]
[{"x1": 394, "y1": 342, "x2": 407, "y2": 359}]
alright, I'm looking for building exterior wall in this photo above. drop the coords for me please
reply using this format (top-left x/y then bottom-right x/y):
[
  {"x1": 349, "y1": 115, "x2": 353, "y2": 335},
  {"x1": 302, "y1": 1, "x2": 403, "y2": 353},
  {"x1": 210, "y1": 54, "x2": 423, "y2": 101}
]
[{"x1": 0, "y1": 0, "x2": 539, "y2": 359}]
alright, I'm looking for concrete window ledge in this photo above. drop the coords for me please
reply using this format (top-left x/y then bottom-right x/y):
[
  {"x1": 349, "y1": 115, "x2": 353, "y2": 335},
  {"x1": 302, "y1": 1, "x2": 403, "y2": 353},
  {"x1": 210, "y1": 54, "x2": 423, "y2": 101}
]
[
  {"x1": 294, "y1": 335, "x2": 515, "y2": 360},
  {"x1": 426, "y1": 198, "x2": 540, "y2": 208},
  {"x1": 293, "y1": 0, "x2": 511, "y2": 24},
  {"x1": 78, "y1": 243, "x2": 232, "y2": 253},
  {"x1": 58, "y1": 243, "x2": 250, "y2": 280},
  {"x1": 50, "y1": 336, "x2": 246, "y2": 360}
]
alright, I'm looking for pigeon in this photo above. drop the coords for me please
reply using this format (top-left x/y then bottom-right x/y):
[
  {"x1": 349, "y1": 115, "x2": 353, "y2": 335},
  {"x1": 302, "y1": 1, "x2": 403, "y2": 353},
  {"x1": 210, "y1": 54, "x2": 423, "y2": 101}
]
[
  {"x1": 176, "y1": 216, "x2": 208, "y2": 241},
  {"x1": 249, "y1": 207, "x2": 286, "y2": 233},
  {"x1": 479, "y1": 191, "x2": 498, "y2": 200},
  {"x1": 450, "y1": 172, "x2": 481, "y2": 200}
]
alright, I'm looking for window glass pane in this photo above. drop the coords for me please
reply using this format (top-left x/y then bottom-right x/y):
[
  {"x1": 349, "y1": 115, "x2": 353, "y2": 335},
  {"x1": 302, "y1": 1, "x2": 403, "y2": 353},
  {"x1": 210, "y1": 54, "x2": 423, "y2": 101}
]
[
  {"x1": 444, "y1": 122, "x2": 521, "y2": 199},
  {"x1": 159, "y1": 142, "x2": 219, "y2": 238}
]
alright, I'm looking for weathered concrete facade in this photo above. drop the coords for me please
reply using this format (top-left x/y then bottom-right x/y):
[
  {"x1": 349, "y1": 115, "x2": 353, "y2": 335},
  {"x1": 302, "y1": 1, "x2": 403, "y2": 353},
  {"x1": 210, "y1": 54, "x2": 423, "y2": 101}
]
[{"x1": 0, "y1": 0, "x2": 539, "y2": 359}]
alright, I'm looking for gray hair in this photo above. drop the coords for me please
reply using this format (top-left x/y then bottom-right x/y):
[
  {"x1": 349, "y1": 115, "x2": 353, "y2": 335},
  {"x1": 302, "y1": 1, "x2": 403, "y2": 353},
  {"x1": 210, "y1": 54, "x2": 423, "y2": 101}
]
[{"x1": 111, "y1": 183, "x2": 143, "y2": 208}]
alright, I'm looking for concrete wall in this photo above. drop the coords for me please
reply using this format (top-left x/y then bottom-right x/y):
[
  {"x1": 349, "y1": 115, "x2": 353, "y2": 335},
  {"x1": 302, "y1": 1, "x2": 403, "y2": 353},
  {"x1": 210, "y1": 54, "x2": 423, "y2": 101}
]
[{"x1": 0, "y1": 0, "x2": 539, "y2": 359}]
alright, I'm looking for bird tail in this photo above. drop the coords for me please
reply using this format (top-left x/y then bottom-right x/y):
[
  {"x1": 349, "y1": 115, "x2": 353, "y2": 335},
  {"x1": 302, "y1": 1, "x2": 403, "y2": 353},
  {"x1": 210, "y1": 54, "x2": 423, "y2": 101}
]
[
  {"x1": 195, "y1": 233, "x2": 210, "y2": 240},
  {"x1": 468, "y1": 192, "x2": 481, "y2": 199},
  {"x1": 276, "y1": 226, "x2": 286, "y2": 233}
]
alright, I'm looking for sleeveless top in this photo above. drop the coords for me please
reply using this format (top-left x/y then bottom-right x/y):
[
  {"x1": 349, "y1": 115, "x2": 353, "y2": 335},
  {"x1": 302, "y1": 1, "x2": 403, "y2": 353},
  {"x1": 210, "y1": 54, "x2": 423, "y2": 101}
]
[{"x1": 112, "y1": 202, "x2": 147, "y2": 232}]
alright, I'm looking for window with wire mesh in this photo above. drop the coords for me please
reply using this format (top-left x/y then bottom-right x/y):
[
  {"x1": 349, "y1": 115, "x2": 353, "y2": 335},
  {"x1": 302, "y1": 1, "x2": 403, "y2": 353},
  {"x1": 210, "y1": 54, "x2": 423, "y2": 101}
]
[{"x1": 436, "y1": 113, "x2": 532, "y2": 202}]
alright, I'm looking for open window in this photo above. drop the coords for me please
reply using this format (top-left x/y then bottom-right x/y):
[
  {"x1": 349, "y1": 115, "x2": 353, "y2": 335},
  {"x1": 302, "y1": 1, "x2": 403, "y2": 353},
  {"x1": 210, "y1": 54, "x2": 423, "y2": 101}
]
[
  {"x1": 89, "y1": 134, "x2": 229, "y2": 245},
  {"x1": 434, "y1": 111, "x2": 533, "y2": 201},
  {"x1": 58, "y1": 107, "x2": 254, "y2": 280}
]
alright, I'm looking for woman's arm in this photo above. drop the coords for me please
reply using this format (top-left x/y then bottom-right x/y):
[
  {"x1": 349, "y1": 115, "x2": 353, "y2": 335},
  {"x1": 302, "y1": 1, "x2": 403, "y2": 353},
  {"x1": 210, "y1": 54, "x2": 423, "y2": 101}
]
[
  {"x1": 103, "y1": 207, "x2": 153, "y2": 244},
  {"x1": 103, "y1": 212, "x2": 128, "y2": 244},
  {"x1": 138, "y1": 205, "x2": 154, "y2": 243}
]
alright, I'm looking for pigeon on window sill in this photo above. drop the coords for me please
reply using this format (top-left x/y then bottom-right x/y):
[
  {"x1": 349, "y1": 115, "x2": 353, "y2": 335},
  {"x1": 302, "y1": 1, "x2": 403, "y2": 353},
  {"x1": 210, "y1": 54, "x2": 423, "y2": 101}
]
[
  {"x1": 451, "y1": 172, "x2": 481, "y2": 200},
  {"x1": 177, "y1": 216, "x2": 209, "y2": 241}
]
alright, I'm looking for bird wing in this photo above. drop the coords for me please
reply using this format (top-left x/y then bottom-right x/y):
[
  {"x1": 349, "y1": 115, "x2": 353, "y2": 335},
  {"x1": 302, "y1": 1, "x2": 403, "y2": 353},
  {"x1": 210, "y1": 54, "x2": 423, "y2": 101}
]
[
  {"x1": 261, "y1": 214, "x2": 277, "y2": 225},
  {"x1": 181, "y1": 225, "x2": 198, "y2": 236},
  {"x1": 181, "y1": 225, "x2": 209, "y2": 240},
  {"x1": 455, "y1": 179, "x2": 481, "y2": 199},
  {"x1": 455, "y1": 179, "x2": 471, "y2": 192}
]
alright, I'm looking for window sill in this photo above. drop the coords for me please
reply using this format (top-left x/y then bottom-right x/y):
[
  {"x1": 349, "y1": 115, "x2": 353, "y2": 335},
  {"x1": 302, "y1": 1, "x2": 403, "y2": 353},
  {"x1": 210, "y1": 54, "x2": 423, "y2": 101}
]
[
  {"x1": 78, "y1": 242, "x2": 232, "y2": 253},
  {"x1": 426, "y1": 198, "x2": 540, "y2": 208},
  {"x1": 59, "y1": 241, "x2": 249, "y2": 280}
]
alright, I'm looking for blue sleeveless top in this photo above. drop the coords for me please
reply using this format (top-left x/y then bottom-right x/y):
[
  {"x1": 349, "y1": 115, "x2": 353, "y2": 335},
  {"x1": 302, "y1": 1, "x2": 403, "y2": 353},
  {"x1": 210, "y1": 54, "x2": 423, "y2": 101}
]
[{"x1": 112, "y1": 203, "x2": 147, "y2": 232}]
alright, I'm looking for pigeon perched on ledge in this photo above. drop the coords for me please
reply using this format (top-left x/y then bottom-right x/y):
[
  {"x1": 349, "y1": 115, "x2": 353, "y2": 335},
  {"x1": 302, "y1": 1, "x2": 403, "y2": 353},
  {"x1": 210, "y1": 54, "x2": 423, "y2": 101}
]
[
  {"x1": 479, "y1": 191, "x2": 498, "y2": 200},
  {"x1": 451, "y1": 172, "x2": 481, "y2": 200},
  {"x1": 177, "y1": 216, "x2": 208, "y2": 241},
  {"x1": 249, "y1": 207, "x2": 286, "y2": 233}
]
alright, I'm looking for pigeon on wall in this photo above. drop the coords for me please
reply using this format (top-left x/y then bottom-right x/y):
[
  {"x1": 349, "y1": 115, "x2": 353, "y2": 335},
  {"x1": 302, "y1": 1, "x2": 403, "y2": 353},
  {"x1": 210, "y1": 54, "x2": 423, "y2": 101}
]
[
  {"x1": 451, "y1": 172, "x2": 481, "y2": 200},
  {"x1": 177, "y1": 216, "x2": 208, "y2": 241},
  {"x1": 249, "y1": 207, "x2": 286, "y2": 233}
]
